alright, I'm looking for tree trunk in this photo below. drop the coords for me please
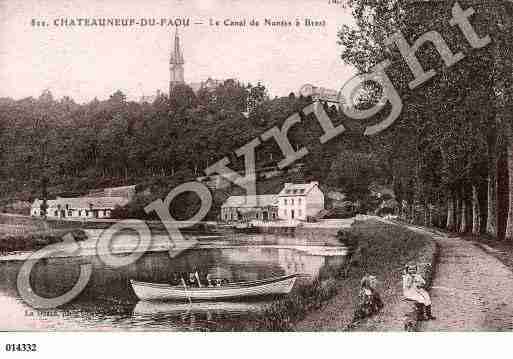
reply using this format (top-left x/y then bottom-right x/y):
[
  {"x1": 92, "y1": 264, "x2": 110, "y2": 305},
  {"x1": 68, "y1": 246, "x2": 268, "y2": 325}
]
[
  {"x1": 487, "y1": 174, "x2": 498, "y2": 236},
  {"x1": 447, "y1": 196, "x2": 455, "y2": 231},
  {"x1": 459, "y1": 200, "x2": 468, "y2": 233},
  {"x1": 486, "y1": 121, "x2": 498, "y2": 237},
  {"x1": 472, "y1": 185, "x2": 480, "y2": 235},
  {"x1": 506, "y1": 123, "x2": 513, "y2": 240},
  {"x1": 455, "y1": 198, "x2": 461, "y2": 230},
  {"x1": 497, "y1": 132, "x2": 509, "y2": 240},
  {"x1": 492, "y1": 7, "x2": 513, "y2": 239}
]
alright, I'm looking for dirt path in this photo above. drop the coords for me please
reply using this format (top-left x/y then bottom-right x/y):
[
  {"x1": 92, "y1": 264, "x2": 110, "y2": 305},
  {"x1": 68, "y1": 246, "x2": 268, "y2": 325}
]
[{"x1": 398, "y1": 225, "x2": 513, "y2": 331}]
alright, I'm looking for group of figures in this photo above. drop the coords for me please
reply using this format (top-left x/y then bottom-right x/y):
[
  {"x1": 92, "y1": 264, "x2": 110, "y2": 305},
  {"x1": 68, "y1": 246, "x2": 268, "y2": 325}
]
[
  {"x1": 169, "y1": 272, "x2": 229, "y2": 288},
  {"x1": 350, "y1": 263, "x2": 436, "y2": 330},
  {"x1": 338, "y1": 230, "x2": 436, "y2": 330}
]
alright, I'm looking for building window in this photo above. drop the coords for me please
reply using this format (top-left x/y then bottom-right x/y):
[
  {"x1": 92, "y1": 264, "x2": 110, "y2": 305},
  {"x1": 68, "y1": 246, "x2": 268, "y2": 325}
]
[
  {"x1": 284, "y1": 199, "x2": 287, "y2": 205},
  {"x1": 298, "y1": 198, "x2": 302, "y2": 205},
  {"x1": 283, "y1": 209, "x2": 287, "y2": 217},
  {"x1": 298, "y1": 209, "x2": 302, "y2": 217},
  {"x1": 291, "y1": 199, "x2": 294, "y2": 205},
  {"x1": 68, "y1": 210, "x2": 72, "y2": 216}
]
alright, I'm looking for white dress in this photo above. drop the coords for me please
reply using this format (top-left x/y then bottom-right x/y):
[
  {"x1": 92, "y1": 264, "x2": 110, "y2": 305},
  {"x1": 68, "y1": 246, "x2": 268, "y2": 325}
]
[{"x1": 403, "y1": 273, "x2": 431, "y2": 305}]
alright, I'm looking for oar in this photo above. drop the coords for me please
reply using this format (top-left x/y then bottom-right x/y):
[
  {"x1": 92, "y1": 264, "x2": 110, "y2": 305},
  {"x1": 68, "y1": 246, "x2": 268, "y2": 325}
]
[
  {"x1": 181, "y1": 277, "x2": 192, "y2": 305},
  {"x1": 295, "y1": 273, "x2": 312, "y2": 279},
  {"x1": 195, "y1": 271, "x2": 203, "y2": 288}
]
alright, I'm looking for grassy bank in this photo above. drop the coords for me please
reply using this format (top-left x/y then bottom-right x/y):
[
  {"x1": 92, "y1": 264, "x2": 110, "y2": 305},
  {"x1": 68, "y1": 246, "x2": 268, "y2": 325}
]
[
  {"x1": 218, "y1": 218, "x2": 437, "y2": 331},
  {"x1": 0, "y1": 228, "x2": 88, "y2": 255},
  {"x1": 0, "y1": 213, "x2": 88, "y2": 254}
]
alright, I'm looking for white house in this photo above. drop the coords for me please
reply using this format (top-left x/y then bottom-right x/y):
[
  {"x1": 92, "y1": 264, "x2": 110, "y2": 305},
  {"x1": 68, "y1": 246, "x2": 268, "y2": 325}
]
[{"x1": 277, "y1": 182, "x2": 324, "y2": 221}]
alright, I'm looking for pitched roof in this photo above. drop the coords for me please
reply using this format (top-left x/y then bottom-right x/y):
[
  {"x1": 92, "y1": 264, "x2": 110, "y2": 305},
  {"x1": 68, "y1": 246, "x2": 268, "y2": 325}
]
[
  {"x1": 327, "y1": 191, "x2": 346, "y2": 201},
  {"x1": 278, "y1": 181, "x2": 320, "y2": 197},
  {"x1": 88, "y1": 185, "x2": 136, "y2": 198},
  {"x1": 32, "y1": 196, "x2": 129, "y2": 210},
  {"x1": 380, "y1": 198, "x2": 400, "y2": 209},
  {"x1": 221, "y1": 195, "x2": 278, "y2": 208},
  {"x1": 32, "y1": 199, "x2": 59, "y2": 209},
  {"x1": 369, "y1": 184, "x2": 395, "y2": 198}
]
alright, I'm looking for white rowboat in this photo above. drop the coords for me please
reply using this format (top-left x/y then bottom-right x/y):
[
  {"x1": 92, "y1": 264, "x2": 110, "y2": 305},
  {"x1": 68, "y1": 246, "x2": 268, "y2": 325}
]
[{"x1": 130, "y1": 274, "x2": 298, "y2": 301}]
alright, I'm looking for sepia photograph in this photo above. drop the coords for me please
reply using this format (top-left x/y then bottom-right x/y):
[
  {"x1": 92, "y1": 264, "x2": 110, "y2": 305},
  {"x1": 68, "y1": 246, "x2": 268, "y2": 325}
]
[{"x1": 0, "y1": 0, "x2": 512, "y2": 354}]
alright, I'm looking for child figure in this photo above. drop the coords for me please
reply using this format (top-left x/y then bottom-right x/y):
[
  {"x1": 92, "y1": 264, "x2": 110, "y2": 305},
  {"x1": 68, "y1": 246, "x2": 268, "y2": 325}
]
[
  {"x1": 402, "y1": 263, "x2": 436, "y2": 321},
  {"x1": 351, "y1": 274, "x2": 384, "y2": 326}
]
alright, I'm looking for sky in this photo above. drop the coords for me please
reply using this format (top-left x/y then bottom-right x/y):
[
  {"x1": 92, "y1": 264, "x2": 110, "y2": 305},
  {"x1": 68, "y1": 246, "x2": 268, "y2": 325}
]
[{"x1": 0, "y1": 0, "x2": 357, "y2": 103}]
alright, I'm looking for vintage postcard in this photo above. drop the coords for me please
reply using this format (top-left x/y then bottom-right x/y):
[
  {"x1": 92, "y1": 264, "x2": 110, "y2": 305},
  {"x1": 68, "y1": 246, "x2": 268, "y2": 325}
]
[{"x1": 0, "y1": 0, "x2": 513, "y2": 346}]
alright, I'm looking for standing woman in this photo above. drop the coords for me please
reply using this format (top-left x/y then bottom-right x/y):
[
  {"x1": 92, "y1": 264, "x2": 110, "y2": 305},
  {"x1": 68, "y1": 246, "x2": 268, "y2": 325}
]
[{"x1": 402, "y1": 263, "x2": 436, "y2": 320}]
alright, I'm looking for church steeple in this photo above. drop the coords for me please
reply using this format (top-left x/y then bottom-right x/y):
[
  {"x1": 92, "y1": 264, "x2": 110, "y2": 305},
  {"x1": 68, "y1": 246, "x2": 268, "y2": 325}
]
[
  {"x1": 169, "y1": 28, "x2": 185, "y2": 94},
  {"x1": 170, "y1": 28, "x2": 184, "y2": 65}
]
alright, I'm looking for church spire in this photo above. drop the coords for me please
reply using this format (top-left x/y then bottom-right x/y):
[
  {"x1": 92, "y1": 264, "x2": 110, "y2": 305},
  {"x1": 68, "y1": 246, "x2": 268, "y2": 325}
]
[
  {"x1": 169, "y1": 27, "x2": 185, "y2": 94},
  {"x1": 170, "y1": 27, "x2": 184, "y2": 65}
]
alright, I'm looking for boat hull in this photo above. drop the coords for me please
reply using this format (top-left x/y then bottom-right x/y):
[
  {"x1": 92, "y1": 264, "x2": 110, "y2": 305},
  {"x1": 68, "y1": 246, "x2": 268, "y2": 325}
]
[{"x1": 130, "y1": 274, "x2": 298, "y2": 301}]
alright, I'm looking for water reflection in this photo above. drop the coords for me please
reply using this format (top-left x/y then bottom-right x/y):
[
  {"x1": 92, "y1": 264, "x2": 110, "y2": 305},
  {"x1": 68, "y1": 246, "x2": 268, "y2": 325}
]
[{"x1": 0, "y1": 234, "x2": 347, "y2": 331}]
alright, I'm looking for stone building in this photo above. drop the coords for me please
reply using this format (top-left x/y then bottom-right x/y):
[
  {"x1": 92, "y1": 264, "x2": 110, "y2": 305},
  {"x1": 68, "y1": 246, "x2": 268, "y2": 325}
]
[
  {"x1": 220, "y1": 195, "x2": 278, "y2": 222},
  {"x1": 30, "y1": 185, "x2": 135, "y2": 219}
]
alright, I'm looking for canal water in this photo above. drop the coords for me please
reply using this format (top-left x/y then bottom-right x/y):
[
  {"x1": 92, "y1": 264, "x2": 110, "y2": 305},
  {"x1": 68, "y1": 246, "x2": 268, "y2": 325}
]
[{"x1": 0, "y1": 231, "x2": 347, "y2": 331}]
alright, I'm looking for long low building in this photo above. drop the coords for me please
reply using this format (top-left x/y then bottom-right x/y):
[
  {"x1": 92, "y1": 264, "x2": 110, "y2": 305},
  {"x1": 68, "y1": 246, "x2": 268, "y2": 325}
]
[
  {"x1": 221, "y1": 195, "x2": 278, "y2": 222},
  {"x1": 31, "y1": 196, "x2": 129, "y2": 219}
]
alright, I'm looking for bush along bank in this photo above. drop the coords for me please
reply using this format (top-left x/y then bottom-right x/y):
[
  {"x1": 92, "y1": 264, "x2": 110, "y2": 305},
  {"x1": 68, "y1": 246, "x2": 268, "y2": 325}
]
[
  {"x1": 0, "y1": 229, "x2": 88, "y2": 255},
  {"x1": 218, "y1": 218, "x2": 438, "y2": 332}
]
